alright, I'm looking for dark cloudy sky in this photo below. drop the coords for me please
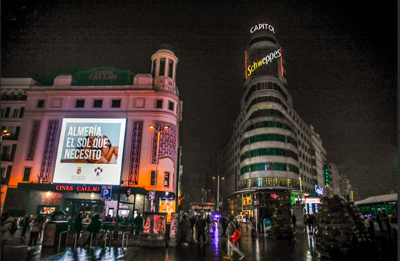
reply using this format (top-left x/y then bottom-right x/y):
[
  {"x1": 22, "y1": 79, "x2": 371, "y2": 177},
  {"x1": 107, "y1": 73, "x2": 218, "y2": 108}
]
[{"x1": 1, "y1": 1, "x2": 397, "y2": 201}]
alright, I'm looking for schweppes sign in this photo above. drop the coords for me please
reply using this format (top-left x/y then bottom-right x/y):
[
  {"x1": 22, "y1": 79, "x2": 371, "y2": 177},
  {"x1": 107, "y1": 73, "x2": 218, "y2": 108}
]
[
  {"x1": 246, "y1": 48, "x2": 282, "y2": 78},
  {"x1": 72, "y1": 67, "x2": 135, "y2": 86}
]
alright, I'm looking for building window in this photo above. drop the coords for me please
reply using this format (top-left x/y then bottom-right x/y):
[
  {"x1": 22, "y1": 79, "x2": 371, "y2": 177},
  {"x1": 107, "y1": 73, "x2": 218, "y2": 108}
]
[
  {"x1": 93, "y1": 99, "x2": 103, "y2": 108},
  {"x1": 151, "y1": 171, "x2": 156, "y2": 185},
  {"x1": 12, "y1": 108, "x2": 19, "y2": 118},
  {"x1": 37, "y1": 100, "x2": 45, "y2": 108},
  {"x1": 76, "y1": 99, "x2": 85, "y2": 108},
  {"x1": 1, "y1": 168, "x2": 5, "y2": 179},
  {"x1": 164, "y1": 172, "x2": 169, "y2": 187},
  {"x1": 23, "y1": 167, "x2": 31, "y2": 181},
  {"x1": 111, "y1": 99, "x2": 121, "y2": 108},
  {"x1": 168, "y1": 60, "x2": 174, "y2": 78},
  {"x1": 159, "y1": 58, "x2": 165, "y2": 76},
  {"x1": 156, "y1": 99, "x2": 163, "y2": 109},
  {"x1": 168, "y1": 101, "x2": 174, "y2": 111}
]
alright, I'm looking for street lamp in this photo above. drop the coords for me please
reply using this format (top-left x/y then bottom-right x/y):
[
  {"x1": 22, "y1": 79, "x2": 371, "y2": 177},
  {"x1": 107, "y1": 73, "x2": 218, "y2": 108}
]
[
  {"x1": 1, "y1": 129, "x2": 10, "y2": 143},
  {"x1": 149, "y1": 124, "x2": 168, "y2": 212},
  {"x1": 212, "y1": 175, "x2": 224, "y2": 211}
]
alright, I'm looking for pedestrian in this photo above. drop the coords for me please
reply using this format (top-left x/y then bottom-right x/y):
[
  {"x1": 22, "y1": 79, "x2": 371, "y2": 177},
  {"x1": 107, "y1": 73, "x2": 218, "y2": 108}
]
[
  {"x1": 20, "y1": 215, "x2": 30, "y2": 238},
  {"x1": 28, "y1": 215, "x2": 42, "y2": 250},
  {"x1": 364, "y1": 216, "x2": 375, "y2": 240},
  {"x1": 234, "y1": 217, "x2": 241, "y2": 231},
  {"x1": 133, "y1": 213, "x2": 143, "y2": 235},
  {"x1": 379, "y1": 209, "x2": 391, "y2": 238},
  {"x1": 205, "y1": 214, "x2": 211, "y2": 234},
  {"x1": 221, "y1": 215, "x2": 228, "y2": 237},
  {"x1": 85, "y1": 214, "x2": 101, "y2": 247},
  {"x1": 251, "y1": 217, "x2": 256, "y2": 237},
  {"x1": 307, "y1": 214, "x2": 315, "y2": 234},
  {"x1": 303, "y1": 214, "x2": 308, "y2": 231},
  {"x1": 224, "y1": 215, "x2": 245, "y2": 260},
  {"x1": 1, "y1": 212, "x2": 14, "y2": 259},
  {"x1": 292, "y1": 214, "x2": 297, "y2": 231},
  {"x1": 376, "y1": 211, "x2": 383, "y2": 232},
  {"x1": 179, "y1": 214, "x2": 191, "y2": 246},
  {"x1": 195, "y1": 215, "x2": 207, "y2": 243},
  {"x1": 74, "y1": 213, "x2": 83, "y2": 242},
  {"x1": 189, "y1": 215, "x2": 196, "y2": 235}
]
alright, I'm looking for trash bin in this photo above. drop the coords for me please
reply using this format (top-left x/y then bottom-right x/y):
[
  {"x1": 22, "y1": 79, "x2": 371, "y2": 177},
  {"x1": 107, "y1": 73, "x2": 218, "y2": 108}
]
[{"x1": 42, "y1": 221, "x2": 69, "y2": 247}]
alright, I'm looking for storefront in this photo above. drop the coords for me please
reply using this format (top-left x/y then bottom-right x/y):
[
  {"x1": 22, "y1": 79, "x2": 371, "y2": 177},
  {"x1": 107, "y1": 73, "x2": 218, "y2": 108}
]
[{"x1": 304, "y1": 197, "x2": 321, "y2": 215}]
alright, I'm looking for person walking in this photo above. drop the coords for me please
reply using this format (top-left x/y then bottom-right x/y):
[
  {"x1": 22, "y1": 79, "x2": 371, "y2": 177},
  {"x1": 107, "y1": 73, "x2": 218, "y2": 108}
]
[
  {"x1": 376, "y1": 210, "x2": 383, "y2": 232},
  {"x1": 221, "y1": 215, "x2": 228, "y2": 237},
  {"x1": 84, "y1": 214, "x2": 101, "y2": 247},
  {"x1": 307, "y1": 214, "x2": 315, "y2": 234},
  {"x1": 189, "y1": 215, "x2": 196, "y2": 235},
  {"x1": 224, "y1": 216, "x2": 245, "y2": 260},
  {"x1": 74, "y1": 213, "x2": 83, "y2": 242},
  {"x1": 379, "y1": 209, "x2": 391, "y2": 238},
  {"x1": 195, "y1": 215, "x2": 207, "y2": 243},
  {"x1": 20, "y1": 215, "x2": 30, "y2": 239},
  {"x1": 292, "y1": 214, "x2": 297, "y2": 232},
  {"x1": 179, "y1": 214, "x2": 191, "y2": 246},
  {"x1": 133, "y1": 213, "x2": 143, "y2": 235},
  {"x1": 28, "y1": 215, "x2": 42, "y2": 250},
  {"x1": 1, "y1": 212, "x2": 14, "y2": 259}
]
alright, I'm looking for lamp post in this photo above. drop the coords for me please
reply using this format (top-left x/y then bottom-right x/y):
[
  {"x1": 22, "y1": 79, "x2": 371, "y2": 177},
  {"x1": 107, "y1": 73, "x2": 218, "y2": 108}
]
[
  {"x1": 0, "y1": 129, "x2": 10, "y2": 144},
  {"x1": 149, "y1": 124, "x2": 168, "y2": 212},
  {"x1": 212, "y1": 175, "x2": 224, "y2": 212}
]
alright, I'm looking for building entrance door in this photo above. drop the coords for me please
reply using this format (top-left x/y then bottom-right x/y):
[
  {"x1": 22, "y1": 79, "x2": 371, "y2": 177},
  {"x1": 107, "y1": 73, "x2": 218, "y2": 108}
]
[{"x1": 64, "y1": 199, "x2": 104, "y2": 218}]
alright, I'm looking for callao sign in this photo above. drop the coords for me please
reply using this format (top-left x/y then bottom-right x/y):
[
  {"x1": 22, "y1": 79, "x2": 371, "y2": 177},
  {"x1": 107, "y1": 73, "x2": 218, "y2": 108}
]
[
  {"x1": 250, "y1": 23, "x2": 275, "y2": 34},
  {"x1": 55, "y1": 185, "x2": 101, "y2": 192}
]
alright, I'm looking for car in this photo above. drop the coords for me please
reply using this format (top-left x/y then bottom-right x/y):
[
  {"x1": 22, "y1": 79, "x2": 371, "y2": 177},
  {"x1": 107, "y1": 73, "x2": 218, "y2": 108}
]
[{"x1": 235, "y1": 215, "x2": 247, "y2": 223}]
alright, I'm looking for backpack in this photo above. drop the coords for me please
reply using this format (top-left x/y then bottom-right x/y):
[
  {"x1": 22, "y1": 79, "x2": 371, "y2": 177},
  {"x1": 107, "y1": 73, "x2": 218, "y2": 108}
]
[
  {"x1": 9, "y1": 220, "x2": 18, "y2": 235},
  {"x1": 230, "y1": 222, "x2": 242, "y2": 243}
]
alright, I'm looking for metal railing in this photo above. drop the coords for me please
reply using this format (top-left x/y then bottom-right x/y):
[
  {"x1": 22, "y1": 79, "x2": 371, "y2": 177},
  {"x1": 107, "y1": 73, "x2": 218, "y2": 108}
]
[
  {"x1": 122, "y1": 232, "x2": 129, "y2": 248},
  {"x1": 58, "y1": 231, "x2": 69, "y2": 251}
]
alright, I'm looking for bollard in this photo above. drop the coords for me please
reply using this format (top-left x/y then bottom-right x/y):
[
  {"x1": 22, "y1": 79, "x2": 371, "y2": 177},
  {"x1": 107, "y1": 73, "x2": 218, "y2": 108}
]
[
  {"x1": 58, "y1": 231, "x2": 69, "y2": 251},
  {"x1": 122, "y1": 232, "x2": 129, "y2": 248}
]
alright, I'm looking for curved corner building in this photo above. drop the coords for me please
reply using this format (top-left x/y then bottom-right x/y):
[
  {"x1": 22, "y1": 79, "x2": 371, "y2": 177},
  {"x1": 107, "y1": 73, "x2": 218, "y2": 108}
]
[{"x1": 220, "y1": 23, "x2": 328, "y2": 219}]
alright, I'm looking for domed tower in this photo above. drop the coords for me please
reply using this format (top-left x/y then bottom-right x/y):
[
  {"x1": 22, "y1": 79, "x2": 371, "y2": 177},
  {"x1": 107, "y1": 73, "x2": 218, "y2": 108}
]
[
  {"x1": 239, "y1": 22, "x2": 300, "y2": 194},
  {"x1": 151, "y1": 46, "x2": 178, "y2": 95}
]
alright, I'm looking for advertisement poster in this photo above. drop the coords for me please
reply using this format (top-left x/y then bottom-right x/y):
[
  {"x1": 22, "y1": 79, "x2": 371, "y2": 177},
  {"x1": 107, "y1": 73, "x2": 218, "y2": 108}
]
[
  {"x1": 53, "y1": 118, "x2": 126, "y2": 185},
  {"x1": 159, "y1": 199, "x2": 176, "y2": 223},
  {"x1": 169, "y1": 213, "x2": 179, "y2": 240},
  {"x1": 153, "y1": 215, "x2": 166, "y2": 239}
]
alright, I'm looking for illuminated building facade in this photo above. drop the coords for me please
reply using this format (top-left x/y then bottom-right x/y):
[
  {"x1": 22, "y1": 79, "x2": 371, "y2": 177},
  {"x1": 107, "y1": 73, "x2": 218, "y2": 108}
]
[
  {"x1": 1, "y1": 48, "x2": 182, "y2": 217},
  {"x1": 220, "y1": 24, "x2": 331, "y2": 217}
]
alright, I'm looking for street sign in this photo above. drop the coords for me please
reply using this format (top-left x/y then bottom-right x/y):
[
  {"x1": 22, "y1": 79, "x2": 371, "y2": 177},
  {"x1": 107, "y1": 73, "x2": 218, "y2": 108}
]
[
  {"x1": 148, "y1": 191, "x2": 155, "y2": 200},
  {"x1": 101, "y1": 185, "x2": 112, "y2": 201}
]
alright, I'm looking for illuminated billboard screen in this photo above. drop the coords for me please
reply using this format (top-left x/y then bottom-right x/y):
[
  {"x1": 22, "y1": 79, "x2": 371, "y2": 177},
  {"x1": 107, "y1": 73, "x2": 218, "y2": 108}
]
[
  {"x1": 53, "y1": 118, "x2": 126, "y2": 185},
  {"x1": 246, "y1": 48, "x2": 283, "y2": 78}
]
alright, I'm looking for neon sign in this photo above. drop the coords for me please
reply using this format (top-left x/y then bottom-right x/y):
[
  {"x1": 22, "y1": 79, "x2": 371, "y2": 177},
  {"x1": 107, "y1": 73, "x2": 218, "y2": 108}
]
[
  {"x1": 247, "y1": 49, "x2": 281, "y2": 77},
  {"x1": 55, "y1": 185, "x2": 101, "y2": 192},
  {"x1": 315, "y1": 185, "x2": 324, "y2": 196},
  {"x1": 250, "y1": 23, "x2": 275, "y2": 34}
]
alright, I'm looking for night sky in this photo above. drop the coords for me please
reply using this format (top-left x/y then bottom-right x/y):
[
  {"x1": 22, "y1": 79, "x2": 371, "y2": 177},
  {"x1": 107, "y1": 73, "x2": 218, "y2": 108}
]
[{"x1": 1, "y1": 1, "x2": 398, "y2": 202}]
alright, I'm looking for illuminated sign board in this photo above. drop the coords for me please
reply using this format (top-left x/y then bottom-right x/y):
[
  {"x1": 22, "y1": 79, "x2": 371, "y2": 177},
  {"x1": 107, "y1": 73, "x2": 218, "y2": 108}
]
[
  {"x1": 324, "y1": 164, "x2": 330, "y2": 185},
  {"x1": 159, "y1": 199, "x2": 176, "y2": 222},
  {"x1": 315, "y1": 185, "x2": 324, "y2": 196},
  {"x1": 270, "y1": 193, "x2": 279, "y2": 199},
  {"x1": 250, "y1": 23, "x2": 275, "y2": 34},
  {"x1": 71, "y1": 67, "x2": 135, "y2": 86},
  {"x1": 53, "y1": 118, "x2": 126, "y2": 185},
  {"x1": 247, "y1": 48, "x2": 281, "y2": 77},
  {"x1": 55, "y1": 185, "x2": 101, "y2": 192},
  {"x1": 305, "y1": 198, "x2": 321, "y2": 204}
]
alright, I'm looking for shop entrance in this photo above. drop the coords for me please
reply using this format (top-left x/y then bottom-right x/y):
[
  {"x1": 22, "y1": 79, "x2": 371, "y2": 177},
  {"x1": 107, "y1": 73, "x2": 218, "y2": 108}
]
[{"x1": 64, "y1": 199, "x2": 104, "y2": 218}]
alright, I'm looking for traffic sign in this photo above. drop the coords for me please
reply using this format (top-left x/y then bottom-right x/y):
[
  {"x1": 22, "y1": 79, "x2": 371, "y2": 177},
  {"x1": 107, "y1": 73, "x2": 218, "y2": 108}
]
[{"x1": 101, "y1": 185, "x2": 112, "y2": 200}]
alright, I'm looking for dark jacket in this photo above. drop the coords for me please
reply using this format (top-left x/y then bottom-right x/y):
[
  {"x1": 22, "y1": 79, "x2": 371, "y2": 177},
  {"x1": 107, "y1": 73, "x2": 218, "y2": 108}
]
[
  {"x1": 133, "y1": 215, "x2": 143, "y2": 228},
  {"x1": 87, "y1": 216, "x2": 101, "y2": 233},
  {"x1": 179, "y1": 218, "x2": 191, "y2": 235},
  {"x1": 195, "y1": 218, "x2": 206, "y2": 232},
  {"x1": 74, "y1": 215, "x2": 83, "y2": 231}
]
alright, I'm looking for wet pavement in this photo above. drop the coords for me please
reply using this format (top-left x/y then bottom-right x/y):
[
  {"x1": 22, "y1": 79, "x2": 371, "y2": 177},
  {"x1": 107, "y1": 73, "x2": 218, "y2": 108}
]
[{"x1": 2, "y1": 224, "x2": 396, "y2": 261}]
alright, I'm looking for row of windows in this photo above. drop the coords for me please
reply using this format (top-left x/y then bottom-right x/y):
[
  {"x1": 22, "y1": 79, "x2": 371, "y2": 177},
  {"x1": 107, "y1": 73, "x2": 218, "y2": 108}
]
[
  {"x1": 1, "y1": 94, "x2": 27, "y2": 101},
  {"x1": 1, "y1": 107, "x2": 24, "y2": 118},
  {"x1": 245, "y1": 81, "x2": 288, "y2": 102},
  {"x1": 240, "y1": 147, "x2": 298, "y2": 162},
  {"x1": 249, "y1": 109, "x2": 284, "y2": 120},
  {"x1": 246, "y1": 95, "x2": 287, "y2": 113},
  {"x1": 240, "y1": 162, "x2": 299, "y2": 175},
  {"x1": 241, "y1": 177, "x2": 300, "y2": 190},
  {"x1": 240, "y1": 133, "x2": 297, "y2": 149},
  {"x1": 244, "y1": 120, "x2": 293, "y2": 133},
  {"x1": 36, "y1": 99, "x2": 175, "y2": 111}
]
